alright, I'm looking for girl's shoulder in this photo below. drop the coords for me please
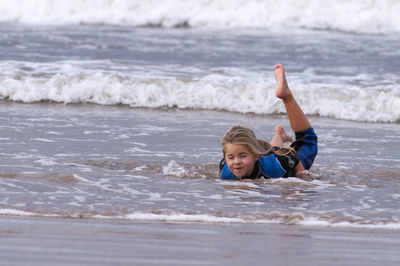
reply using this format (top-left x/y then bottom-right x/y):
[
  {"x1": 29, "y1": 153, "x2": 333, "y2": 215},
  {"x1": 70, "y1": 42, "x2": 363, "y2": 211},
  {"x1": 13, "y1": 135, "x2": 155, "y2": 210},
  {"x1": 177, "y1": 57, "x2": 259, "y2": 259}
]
[{"x1": 257, "y1": 154, "x2": 287, "y2": 178}]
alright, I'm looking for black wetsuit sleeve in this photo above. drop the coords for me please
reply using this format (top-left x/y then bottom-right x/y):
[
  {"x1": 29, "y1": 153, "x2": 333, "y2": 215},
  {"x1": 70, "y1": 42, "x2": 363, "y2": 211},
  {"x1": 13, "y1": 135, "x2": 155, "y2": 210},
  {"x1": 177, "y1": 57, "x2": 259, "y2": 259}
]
[
  {"x1": 219, "y1": 158, "x2": 226, "y2": 173},
  {"x1": 290, "y1": 131, "x2": 307, "y2": 152},
  {"x1": 275, "y1": 152, "x2": 300, "y2": 177}
]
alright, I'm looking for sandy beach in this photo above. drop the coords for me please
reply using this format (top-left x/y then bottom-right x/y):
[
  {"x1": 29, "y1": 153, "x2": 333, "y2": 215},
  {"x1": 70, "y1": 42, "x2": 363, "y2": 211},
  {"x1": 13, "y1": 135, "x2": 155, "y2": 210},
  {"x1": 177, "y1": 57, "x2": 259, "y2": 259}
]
[{"x1": 1, "y1": 215, "x2": 400, "y2": 266}]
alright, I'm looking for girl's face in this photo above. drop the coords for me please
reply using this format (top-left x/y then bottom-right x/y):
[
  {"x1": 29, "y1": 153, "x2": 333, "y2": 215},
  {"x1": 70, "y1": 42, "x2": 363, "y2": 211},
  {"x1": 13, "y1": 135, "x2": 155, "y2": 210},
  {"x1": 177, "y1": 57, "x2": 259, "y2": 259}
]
[{"x1": 224, "y1": 143, "x2": 259, "y2": 179}]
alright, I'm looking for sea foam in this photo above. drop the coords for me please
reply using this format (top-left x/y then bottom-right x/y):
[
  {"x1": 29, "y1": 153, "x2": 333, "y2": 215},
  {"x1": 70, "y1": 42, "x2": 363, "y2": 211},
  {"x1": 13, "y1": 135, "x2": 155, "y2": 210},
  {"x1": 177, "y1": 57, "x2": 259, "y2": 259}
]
[{"x1": 0, "y1": 62, "x2": 399, "y2": 123}]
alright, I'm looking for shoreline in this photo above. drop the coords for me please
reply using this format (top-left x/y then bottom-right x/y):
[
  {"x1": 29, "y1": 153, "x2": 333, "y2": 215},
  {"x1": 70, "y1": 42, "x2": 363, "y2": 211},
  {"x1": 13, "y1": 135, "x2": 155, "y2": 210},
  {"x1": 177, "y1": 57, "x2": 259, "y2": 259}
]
[
  {"x1": 2, "y1": 210, "x2": 400, "y2": 231},
  {"x1": 1, "y1": 215, "x2": 400, "y2": 266}
]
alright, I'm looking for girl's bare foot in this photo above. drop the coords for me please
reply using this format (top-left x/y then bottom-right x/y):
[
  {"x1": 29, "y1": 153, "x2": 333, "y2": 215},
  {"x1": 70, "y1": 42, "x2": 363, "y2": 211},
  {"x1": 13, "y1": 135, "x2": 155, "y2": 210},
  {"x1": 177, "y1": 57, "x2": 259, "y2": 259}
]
[
  {"x1": 274, "y1": 64, "x2": 292, "y2": 100},
  {"x1": 275, "y1": 125, "x2": 293, "y2": 143},
  {"x1": 270, "y1": 125, "x2": 293, "y2": 147}
]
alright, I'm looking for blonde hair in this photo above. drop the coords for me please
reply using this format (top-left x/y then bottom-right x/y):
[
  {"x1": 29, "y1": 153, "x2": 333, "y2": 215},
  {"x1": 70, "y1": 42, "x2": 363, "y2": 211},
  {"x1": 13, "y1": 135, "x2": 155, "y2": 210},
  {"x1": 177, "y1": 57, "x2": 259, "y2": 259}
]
[{"x1": 221, "y1": 126, "x2": 295, "y2": 157}]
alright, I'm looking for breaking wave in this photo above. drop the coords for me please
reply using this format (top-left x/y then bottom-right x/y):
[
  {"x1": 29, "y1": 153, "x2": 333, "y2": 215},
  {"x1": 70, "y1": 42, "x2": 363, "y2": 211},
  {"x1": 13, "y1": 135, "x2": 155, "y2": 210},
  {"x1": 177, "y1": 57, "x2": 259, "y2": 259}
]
[{"x1": 0, "y1": 0, "x2": 400, "y2": 34}]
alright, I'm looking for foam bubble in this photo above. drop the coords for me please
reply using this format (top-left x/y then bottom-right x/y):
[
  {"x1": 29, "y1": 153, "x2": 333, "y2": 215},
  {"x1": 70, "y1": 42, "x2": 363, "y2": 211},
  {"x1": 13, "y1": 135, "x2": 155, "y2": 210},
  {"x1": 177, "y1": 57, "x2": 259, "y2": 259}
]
[
  {"x1": 123, "y1": 212, "x2": 246, "y2": 223},
  {"x1": 35, "y1": 159, "x2": 58, "y2": 166},
  {"x1": 0, "y1": 209, "x2": 37, "y2": 216},
  {"x1": 300, "y1": 217, "x2": 400, "y2": 230},
  {"x1": 162, "y1": 160, "x2": 187, "y2": 177}
]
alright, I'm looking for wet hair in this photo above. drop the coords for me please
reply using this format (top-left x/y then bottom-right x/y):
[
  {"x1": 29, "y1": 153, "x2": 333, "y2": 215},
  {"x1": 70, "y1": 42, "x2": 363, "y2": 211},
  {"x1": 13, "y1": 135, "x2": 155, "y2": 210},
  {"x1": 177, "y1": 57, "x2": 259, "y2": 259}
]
[{"x1": 221, "y1": 126, "x2": 295, "y2": 157}]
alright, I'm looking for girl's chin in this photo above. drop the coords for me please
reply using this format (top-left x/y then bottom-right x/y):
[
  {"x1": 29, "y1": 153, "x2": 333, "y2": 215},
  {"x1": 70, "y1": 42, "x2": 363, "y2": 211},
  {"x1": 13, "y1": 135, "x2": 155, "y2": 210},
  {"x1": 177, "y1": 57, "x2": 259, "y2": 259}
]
[
  {"x1": 233, "y1": 170, "x2": 246, "y2": 178},
  {"x1": 230, "y1": 167, "x2": 251, "y2": 178}
]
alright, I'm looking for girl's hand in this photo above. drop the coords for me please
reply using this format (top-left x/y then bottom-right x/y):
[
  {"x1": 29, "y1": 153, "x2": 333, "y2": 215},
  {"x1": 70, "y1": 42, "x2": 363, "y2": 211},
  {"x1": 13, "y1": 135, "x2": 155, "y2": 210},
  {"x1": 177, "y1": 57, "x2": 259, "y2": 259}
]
[{"x1": 294, "y1": 162, "x2": 313, "y2": 181}]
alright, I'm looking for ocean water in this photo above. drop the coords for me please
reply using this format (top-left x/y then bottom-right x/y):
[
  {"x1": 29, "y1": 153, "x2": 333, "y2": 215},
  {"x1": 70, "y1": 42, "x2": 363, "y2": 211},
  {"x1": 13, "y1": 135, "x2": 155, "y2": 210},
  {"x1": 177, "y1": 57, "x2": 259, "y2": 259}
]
[{"x1": 1, "y1": 0, "x2": 400, "y2": 230}]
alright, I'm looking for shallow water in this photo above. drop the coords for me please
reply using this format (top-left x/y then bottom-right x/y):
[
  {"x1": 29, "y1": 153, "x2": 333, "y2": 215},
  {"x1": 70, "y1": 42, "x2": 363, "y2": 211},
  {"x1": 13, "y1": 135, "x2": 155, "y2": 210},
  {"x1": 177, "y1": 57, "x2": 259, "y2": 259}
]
[
  {"x1": 1, "y1": 4, "x2": 400, "y2": 231},
  {"x1": 1, "y1": 102, "x2": 399, "y2": 229}
]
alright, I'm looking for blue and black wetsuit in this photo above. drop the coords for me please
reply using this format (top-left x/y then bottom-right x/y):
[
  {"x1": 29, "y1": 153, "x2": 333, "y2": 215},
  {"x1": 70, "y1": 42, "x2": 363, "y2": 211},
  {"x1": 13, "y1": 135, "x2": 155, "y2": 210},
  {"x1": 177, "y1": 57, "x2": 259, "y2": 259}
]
[{"x1": 220, "y1": 128, "x2": 318, "y2": 180}]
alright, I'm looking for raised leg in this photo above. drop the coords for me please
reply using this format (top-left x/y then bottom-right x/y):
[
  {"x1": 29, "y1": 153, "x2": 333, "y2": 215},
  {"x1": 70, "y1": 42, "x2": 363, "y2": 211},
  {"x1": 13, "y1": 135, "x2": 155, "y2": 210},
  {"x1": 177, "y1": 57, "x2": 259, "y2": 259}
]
[{"x1": 274, "y1": 64, "x2": 310, "y2": 133}]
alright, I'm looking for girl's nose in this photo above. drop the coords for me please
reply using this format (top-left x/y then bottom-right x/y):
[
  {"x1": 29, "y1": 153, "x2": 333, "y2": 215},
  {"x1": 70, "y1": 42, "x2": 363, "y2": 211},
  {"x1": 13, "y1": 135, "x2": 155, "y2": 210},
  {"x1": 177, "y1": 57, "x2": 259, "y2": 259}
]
[{"x1": 234, "y1": 158, "x2": 241, "y2": 165}]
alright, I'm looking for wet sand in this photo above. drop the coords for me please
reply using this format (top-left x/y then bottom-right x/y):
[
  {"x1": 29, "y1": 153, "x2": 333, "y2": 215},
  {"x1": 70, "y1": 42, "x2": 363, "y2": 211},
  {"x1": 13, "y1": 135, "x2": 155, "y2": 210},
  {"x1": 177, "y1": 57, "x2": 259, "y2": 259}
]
[{"x1": 1, "y1": 216, "x2": 400, "y2": 266}]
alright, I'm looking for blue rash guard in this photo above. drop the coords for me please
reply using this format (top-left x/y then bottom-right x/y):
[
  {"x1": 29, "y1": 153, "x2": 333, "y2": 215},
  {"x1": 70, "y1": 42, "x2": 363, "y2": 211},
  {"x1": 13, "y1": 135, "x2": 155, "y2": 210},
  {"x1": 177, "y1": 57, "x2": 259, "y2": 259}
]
[{"x1": 220, "y1": 128, "x2": 318, "y2": 180}]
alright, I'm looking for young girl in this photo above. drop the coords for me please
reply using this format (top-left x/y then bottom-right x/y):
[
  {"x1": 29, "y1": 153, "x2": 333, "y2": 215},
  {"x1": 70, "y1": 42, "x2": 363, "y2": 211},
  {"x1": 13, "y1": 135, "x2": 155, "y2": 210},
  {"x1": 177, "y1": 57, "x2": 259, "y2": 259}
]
[{"x1": 219, "y1": 64, "x2": 318, "y2": 181}]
